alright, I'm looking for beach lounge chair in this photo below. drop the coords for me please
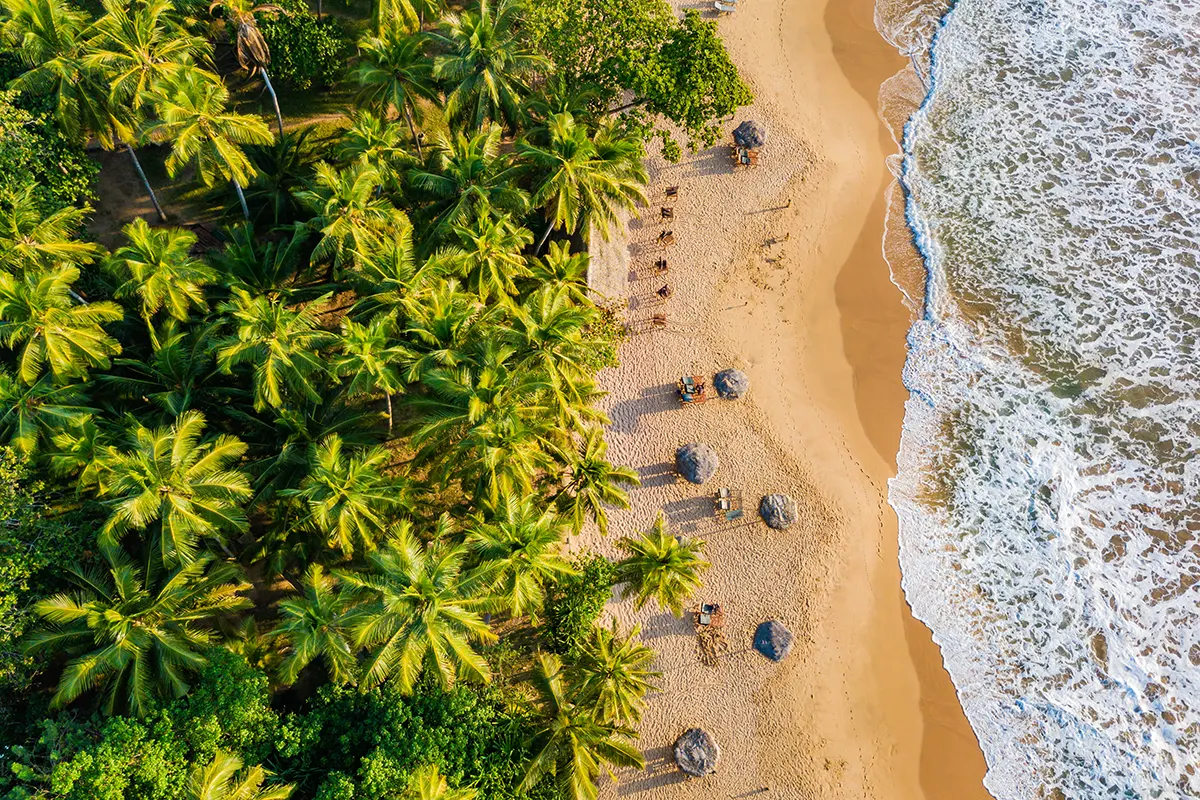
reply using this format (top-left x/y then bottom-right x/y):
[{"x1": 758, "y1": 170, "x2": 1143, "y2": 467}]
[
  {"x1": 656, "y1": 284, "x2": 673, "y2": 301},
  {"x1": 714, "y1": 0, "x2": 736, "y2": 13},
  {"x1": 658, "y1": 230, "x2": 676, "y2": 246},
  {"x1": 653, "y1": 258, "x2": 669, "y2": 275},
  {"x1": 678, "y1": 375, "x2": 709, "y2": 405},
  {"x1": 661, "y1": 206, "x2": 674, "y2": 220},
  {"x1": 651, "y1": 313, "x2": 668, "y2": 329},
  {"x1": 665, "y1": 185, "x2": 679, "y2": 198},
  {"x1": 714, "y1": 487, "x2": 744, "y2": 520}
]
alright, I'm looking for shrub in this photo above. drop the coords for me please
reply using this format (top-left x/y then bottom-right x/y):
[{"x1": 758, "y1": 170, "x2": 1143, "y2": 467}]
[
  {"x1": 542, "y1": 555, "x2": 617, "y2": 656},
  {"x1": 260, "y1": 0, "x2": 349, "y2": 92},
  {"x1": 0, "y1": 90, "x2": 98, "y2": 211}
]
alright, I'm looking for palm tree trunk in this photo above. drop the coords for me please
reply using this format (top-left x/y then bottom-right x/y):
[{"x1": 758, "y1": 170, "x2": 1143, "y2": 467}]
[
  {"x1": 386, "y1": 393, "x2": 394, "y2": 435},
  {"x1": 260, "y1": 69, "x2": 285, "y2": 138},
  {"x1": 232, "y1": 179, "x2": 250, "y2": 220},
  {"x1": 123, "y1": 142, "x2": 168, "y2": 222},
  {"x1": 536, "y1": 217, "x2": 556, "y2": 254},
  {"x1": 317, "y1": 0, "x2": 322, "y2": 21},
  {"x1": 404, "y1": 102, "x2": 422, "y2": 158}
]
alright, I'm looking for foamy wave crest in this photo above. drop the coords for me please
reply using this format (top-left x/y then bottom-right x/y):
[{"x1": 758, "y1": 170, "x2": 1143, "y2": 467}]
[{"x1": 888, "y1": 0, "x2": 1200, "y2": 797}]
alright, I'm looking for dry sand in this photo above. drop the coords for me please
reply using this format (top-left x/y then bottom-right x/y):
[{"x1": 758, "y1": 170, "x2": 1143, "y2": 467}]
[{"x1": 581, "y1": 0, "x2": 994, "y2": 797}]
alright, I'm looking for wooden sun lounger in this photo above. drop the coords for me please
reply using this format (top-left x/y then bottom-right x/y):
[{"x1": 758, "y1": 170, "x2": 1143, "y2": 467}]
[
  {"x1": 658, "y1": 230, "x2": 676, "y2": 246},
  {"x1": 665, "y1": 185, "x2": 679, "y2": 198},
  {"x1": 714, "y1": 0, "x2": 736, "y2": 13}
]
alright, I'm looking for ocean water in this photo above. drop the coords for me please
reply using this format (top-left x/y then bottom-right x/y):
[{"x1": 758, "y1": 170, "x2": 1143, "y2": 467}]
[{"x1": 881, "y1": 0, "x2": 1200, "y2": 798}]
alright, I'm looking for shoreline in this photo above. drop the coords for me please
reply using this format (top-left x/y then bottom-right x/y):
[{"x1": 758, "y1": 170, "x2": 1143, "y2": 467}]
[{"x1": 585, "y1": 0, "x2": 992, "y2": 796}]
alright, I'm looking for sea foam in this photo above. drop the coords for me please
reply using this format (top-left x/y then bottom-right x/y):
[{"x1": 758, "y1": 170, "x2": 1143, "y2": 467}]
[{"x1": 883, "y1": 0, "x2": 1200, "y2": 797}]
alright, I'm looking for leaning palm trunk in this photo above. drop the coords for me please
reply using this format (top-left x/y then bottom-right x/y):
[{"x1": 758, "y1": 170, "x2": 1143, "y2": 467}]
[
  {"x1": 123, "y1": 142, "x2": 168, "y2": 222},
  {"x1": 232, "y1": 179, "x2": 250, "y2": 220},
  {"x1": 536, "y1": 217, "x2": 556, "y2": 254},
  {"x1": 260, "y1": 68, "x2": 284, "y2": 137},
  {"x1": 403, "y1": 102, "x2": 422, "y2": 158}
]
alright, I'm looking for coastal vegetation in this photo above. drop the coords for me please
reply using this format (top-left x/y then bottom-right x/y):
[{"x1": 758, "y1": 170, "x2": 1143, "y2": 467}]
[{"x1": 0, "y1": 0, "x2": 750, "y2": 797}]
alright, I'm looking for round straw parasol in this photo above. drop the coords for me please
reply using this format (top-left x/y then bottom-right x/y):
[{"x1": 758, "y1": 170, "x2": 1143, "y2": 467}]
[
  {"x1": 675, "y1": 728, "x2": 720, "y2": 777},
  {"x1": 753, "y1": 620, "x2": 794, "y2": 662},
  {"x1": 675, "y1": 443, "x2": 719, "y2": 484},
  {"x1": 713, "y1": 368, "x2": 750, "y2": 399},
  {"x1": 733, "y1": 120, "x2": 768, "y2": 149},
  {"x1": 759, "y1": 493, "x2": 798, "y2": 529}
]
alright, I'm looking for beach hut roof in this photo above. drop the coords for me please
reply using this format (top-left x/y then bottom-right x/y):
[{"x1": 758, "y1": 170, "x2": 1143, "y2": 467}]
[
  {"x1": 713, "y1": 368, "x2": 750, "y2": 399},
  {"x1": 674, "y1": 728, "x2": 720, "y2": 777},
  {"x1": 675, "y1": 443, "x2": 719, "y2": 484},
  {"x1": 753, "y1": 620, "x2": 794, "y2": 662},
  {"x1": 733, "y1": 120, "x2": 768, "y2": 148},
  {"x1": 759, "y1": 493, "x2": 799, "y2": 530}
]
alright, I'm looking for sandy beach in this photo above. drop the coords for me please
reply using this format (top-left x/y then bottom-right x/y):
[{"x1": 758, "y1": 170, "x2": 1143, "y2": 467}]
[{"x1": 581, "y1": 0, "x2": 993, "y2": 797}]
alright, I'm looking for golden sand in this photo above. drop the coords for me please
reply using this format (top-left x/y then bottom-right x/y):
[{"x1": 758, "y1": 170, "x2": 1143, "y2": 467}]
[{"x1": 582, "y1": 0, "x2": 994, "y2": 797}]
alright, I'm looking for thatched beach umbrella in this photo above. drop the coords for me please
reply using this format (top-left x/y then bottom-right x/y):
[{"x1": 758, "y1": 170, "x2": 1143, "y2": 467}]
[
  {"x1": 753, "y1": 620, "x2": 794, "y2": 662},
  {"x1": 759, "y1": 493, "x2": 798, "y2": 530},
  {"x1": 675, "y1": 728, "x2": 720, "y2": 777},
  {"x1": 675, "y1": 443, "x2": 719, "y2": 484},
  {"x1": 713, "y1": 368, "x2": 750, "y2": 400},
  {"x1": 733, "y1": 120, "x2": 768, "y2": 149}
]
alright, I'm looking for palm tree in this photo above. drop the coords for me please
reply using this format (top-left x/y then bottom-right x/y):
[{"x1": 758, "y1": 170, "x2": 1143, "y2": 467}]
[
  {"x1": 398, "y1": 281, "x2": 484, "y2": 382},
  {"x1": 186, "y1": 750, "x2": 293, "y2": 800},
  {"x1": 0, "y1": 370, "x2": 92, "y2": 455},
  {"x1": 519, "y1": 113, "x2": 647, "y2": 253},
  {"x1": 571, "y1": 621, "x2": 659, "y2": 724},
  {"x1": 407, "y1": 123, "x2": 527, "y2": 241},
  {"x1": 241, "y1": 127, "x2": 320, "y2": 226},
  {"x1": 405, "y1": 765, "x2": 476, "y2": 800},
  {"x1": 280, "y1": 435, "x2": 406, "y2": 557},
  {"x1": 335, "y1": 313, "x2": 407, "y2": 433},
  {"x1": 528, "y1": 242, "x2": 589, "y2": 303},
  {"x1": 1, "y1": 0, "x2": 110, "y2": 143},
  {"x1": 209, "y1": 0, "x2": 286, "y2": 137},
  {"x1": 431, "y1": 0, "x2": 545, "y2": 130},
  {"x1": 451, "y1": 212, "x2": 531, "y2": 302},
  {"x1": 615, "y1": 513, "x2": 709, "y2": 617},
  {"x1": 95, "y1": 410, "x2": 252, "y2": 566},
  {"x1": 467, "y1": 493, "x2": 574, "y2": 620},
  {"x1": 273, "y1": 564, "x2": 357, "y2": 685},
  {"x1": 84, "y1": 0, "x2": 211, "y2": 220},
  {"x1": 335, "y1": 109, "x2": 414, "y2": 188},
  {"x1": 106, "y1": 219, "x2": 216, "y2": 329},
  {"x1": 293, "y1": 161, "x2": 410, "y2": 279},
  {"x1": 215, "y1": 289, "x2": 336, "y2": 411},
  {"x1": 145, "y1": 70, "x2": 273, "y2": 219},
  {"x1": 99, "y1": 321, "x2": 225, "y2": 420},
  {"x1": 337, "y1": 525, "x2": 495, "y2": 691},
  {"x1": 353, "y1": 32, "x2": 435, "y2": 156},
  {"x1": 0, "y1": 186, "x2": 105, "y2": 273},
  {"x1": 207, "y1": 223, "x2": 303, "y2": 297},
  {"x1": 520, "y1": 653, "x2": 644, "y2": 800},
  {"x1": 506, "y1": 284, "x2": 598, "y2": 420},
  {"x1": 0, "y1": 266, "x2": 124, "y2": 385},
  {"x1": 24, "y1": 550, "x2": 250, "y2": 716},
  {"x1": 554, "y1": 427, "x2": 639, "y2": 535}
]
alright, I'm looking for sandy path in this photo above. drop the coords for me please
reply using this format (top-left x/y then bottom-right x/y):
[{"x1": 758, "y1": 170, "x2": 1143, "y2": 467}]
[{"x1": 581, "y1": 0, "x2": 993, "y2": 798}]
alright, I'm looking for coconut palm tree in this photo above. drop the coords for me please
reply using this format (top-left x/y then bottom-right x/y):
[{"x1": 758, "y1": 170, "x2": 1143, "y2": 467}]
[
  {"x1": 239, "y1": 127, "x2": 320, "y2": 226},
  {"x1": 207, "y1": 223, "x2": 304, "y2": 297},
  {"x1": 554, "y1": 427, "x2": 638, "y2": 536},
  {"x1": 215, "y1": 289, "x2": 336, "y2": 411},
  {"x1": 23, "y1": 550, "x2": 250, "y2": 716},
  {"x1": 405, "y1": 765, "x2": 476, "y2": 800},
  {"x1": 273, "y1": 564, "x2": 357, "y2": 685},
  {"x1": 0, "y1": 265, "x2": 124, "y2": 385},
  {"x1": 353, "y1": 32, "x2": 435, "y2": 156},
  {"x1": 527, "y1": 242, "x2": 589, "y2": 303},
  {"x1": 451, "y1": 212, "x2": 532, "y2": 303},
  {"x1": 99, "y1": 321, "x2": 226, "y2": 421},
  {"x1": 280, "y1": 435, "x2": 406, "y2": 557},
  {"x1": 615, "y1": 513, "x2": 709, "y2": 617},
  {"x1": 407, "y1": 123, "x2": 528, "y2": 241},
  {"x1": 505, "y1": 284, "x2": 598, "y2": 420},
  {"x1": 209, "y1": 0, "x2": 286, "y2": 136},
  {"x1": 0, "y1": 187, "x2": 105, "y2": 273},
  {"x1": 145, "y1": 70, "x2": 273, "y2": 219},
  {"x1": 1, "y1": 0, "x2": 110, "y2": 142},
  {"x1": 335, "y1": 109, "x2": 414, "y2": 188},
  {"x1": 431, "y1": 0, "x2": 545, "y2": 130},
  {"x1": 106, "y1": 220, "x2": 216, "y2": 329},
  {"x1": 398, "y1": 281, "x2": 484, "y2": 382},
  {"x1": 467, "y1": 493, "x2": 574, "y2": 620},
  {"x1": 571, "y1": 620, "x2": 659, "y2": 724},
  {"x1": 337, "y1": 525, "x2": 495, "y2": 691},
  {"x1": 520, "y1": 653, "x2": 644, "y2": 800},
  {"x1": 294, "y1": 161, "x2": 410, "y2": 280},
  {"x1": 95, "y1": 410, "x2": 252, "y2": 566},
  {"x1": 519, "y1": 113, "x2": 647, "y2": 253},
  {"x1": 335, "y1": 313, "x2": 408, "y2": 433},
  {"x1": 186, "y1": 750, "x2": 293, "y2": 800},
  {"x1": 0, "y1": 370, "x2": 92, "y2": 455}
]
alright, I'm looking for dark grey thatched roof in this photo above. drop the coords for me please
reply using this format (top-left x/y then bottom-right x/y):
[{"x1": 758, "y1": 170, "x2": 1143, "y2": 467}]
[
  {"x1": 675, "y1": 443, "x2": 719, "y2": 484},
  {"x1": 713, "y1": 368, "x2": 750, "y2": 400},
  {"x1": 759, "y1": 493, "x2": 798, "y2": 530},
  {"x1": 754, "y1": 620, "x2": 794, "y2": 662},
  {"x1": 674, "y1": 728, "x2": 720, "y2": 777},
  {"x1": 733, "y1": 120, "x2": 768, "y2": 149}
]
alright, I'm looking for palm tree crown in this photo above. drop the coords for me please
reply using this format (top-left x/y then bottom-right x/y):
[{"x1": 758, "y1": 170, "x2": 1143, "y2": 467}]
[
  {"x1": 186, "y1": 750, "x2": 294, "y2": 800},
  {"x1": 274, "y1": 564, "x2": 357, "y2": 685},
  {"x1": 615, "y1": 513, "x2": 709, "y2": 617},
  {"x1": 106, "y1": 219, "x2": 216, "y2": 325},
  {"x1": 571, "y1": 620, "x2": 659, "y2": 724}
]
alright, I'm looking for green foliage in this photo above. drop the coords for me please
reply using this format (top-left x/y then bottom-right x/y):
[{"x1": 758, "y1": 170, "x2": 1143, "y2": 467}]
[
  {"x1": 260, "y1": 0, "x2": 348, "y2": 92},
  {"x1": 541, "y1": 555, "x2": 616, "y2": 656},
  {"x1": 0, "y1": 91, "x2": 97, "y2": 211},
  {"x1": 0, "y1": 448, "x2": 93, "y2": 696}
]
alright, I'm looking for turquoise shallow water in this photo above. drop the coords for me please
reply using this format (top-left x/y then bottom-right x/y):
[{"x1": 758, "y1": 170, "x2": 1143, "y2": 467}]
[{"x1": 884, "y1": 0, "x2": 1200, "y2": 797}]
